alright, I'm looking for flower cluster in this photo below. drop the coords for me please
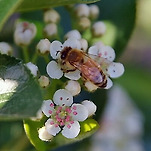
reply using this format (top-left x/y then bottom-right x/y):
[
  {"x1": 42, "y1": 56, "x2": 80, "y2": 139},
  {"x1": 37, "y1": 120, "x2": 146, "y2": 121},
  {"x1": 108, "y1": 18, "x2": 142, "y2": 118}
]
[
  {"x1": 1, "y1": 2, "x2": 126, "y2": 143},
  {"x1": 46, "y1": 36, "x2": 124, "y2": 91},
  {"x1": 38, "y1": 89, "x2": 96, "y2": 140}
]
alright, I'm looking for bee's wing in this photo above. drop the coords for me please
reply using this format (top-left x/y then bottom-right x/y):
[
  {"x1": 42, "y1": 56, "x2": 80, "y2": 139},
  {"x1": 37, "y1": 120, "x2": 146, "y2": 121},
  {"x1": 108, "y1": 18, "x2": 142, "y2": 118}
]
[{"x1": 88, "y1": 53, "x2": 110, "y2": 67}]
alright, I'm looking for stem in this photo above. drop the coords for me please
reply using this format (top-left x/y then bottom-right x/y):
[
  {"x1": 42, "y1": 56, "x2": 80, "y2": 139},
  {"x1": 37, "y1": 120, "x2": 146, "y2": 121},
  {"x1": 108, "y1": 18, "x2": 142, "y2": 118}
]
[
  {"x1": 44, "y1": 55, "x2": 50, "y2": 63},
  {"x1": 32, "y1": 52, "x2": 38, "y2": 63},
  {"x1": 22, "y1": 46, "x2": 30, "y2": 63}
]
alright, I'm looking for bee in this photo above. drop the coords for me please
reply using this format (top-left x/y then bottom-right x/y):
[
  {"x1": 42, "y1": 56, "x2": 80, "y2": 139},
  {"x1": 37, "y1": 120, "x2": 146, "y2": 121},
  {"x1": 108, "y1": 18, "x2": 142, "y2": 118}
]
[{"x1": 59, "y1": 47, "x2": 107, "y2": 88}]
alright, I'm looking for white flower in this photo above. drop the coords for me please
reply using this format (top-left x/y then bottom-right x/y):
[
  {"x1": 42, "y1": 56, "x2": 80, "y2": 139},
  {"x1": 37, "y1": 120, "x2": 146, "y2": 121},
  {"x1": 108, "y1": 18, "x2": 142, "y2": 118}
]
[
  {"x1": 41, "y1": 89, "x2": 95, "y2": 139},
  {"x1": 14, "y1": 21, "x2": 37, "y2": 46},
  {"x1": 36, "y1": 39, "x2": 51, "y2": 54},
  {"x1": 44, "y1": 9, "x2": 60, "y2": 23},
  {"x1": 0, "y1": 42, "x2": 12, "y2": 55},
  {"x1": 88, "y1": 44, "x2": 124, "y2": 89},
  {"x1": 92, "y1": 21, "x2": 106, "y2": 37},
  {"x1": 25, "y1": 62, "x2": 38, "y2": 77},
  {"x1": 47, "y1": 38, "x2": 82, "y2": 80}
]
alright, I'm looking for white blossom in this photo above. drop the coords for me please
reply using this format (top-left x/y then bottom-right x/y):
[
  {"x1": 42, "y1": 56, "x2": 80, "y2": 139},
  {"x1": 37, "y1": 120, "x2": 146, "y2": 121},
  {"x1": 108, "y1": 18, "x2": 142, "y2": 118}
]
[
  {"x1": 88, "y1": 43, "x2": 125, "y2": 89},
  {"x1": 14, "y1": 21, "x2": 37, "y2": 46},
  {"x1": 47, "y1": 38, "x2": 82, "y2": 80},
  {"x1": 40, "y1": 89, "x2": 95, "y2": 139}
]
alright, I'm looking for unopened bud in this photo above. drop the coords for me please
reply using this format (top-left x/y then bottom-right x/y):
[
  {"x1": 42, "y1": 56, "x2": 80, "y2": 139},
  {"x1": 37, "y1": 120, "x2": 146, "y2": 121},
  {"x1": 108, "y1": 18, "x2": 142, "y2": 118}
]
[
  {"x1": 36, "y1": 39, "x2": 51, "y2": 55},
  {"x1": 64, "y1": 30, "x2": 81, "y2": 40},
  {"x1": 25, "y1": 62, "x2": 38, "y2": 77},
  {"x1": 92, "y1": 21, "x2": 106, "y2": 37},
  {"x1": 74, "y1": 4, "x2": 90, "y2": 18},
  {"x1": 80, "y1": 39, "x2": 88, "y2": 51},
  {"x1": 44, "y1": 9, "x2": 60, "y2": 23},
  {"x1": 0, "y1": 42, "x2": 12, "y2": 55},
  {"x1": 82, "y1": 100, "x2": 97, "y2": 117},
  {"x1": 43, "y1": 23, "x2": 57, "y2": 38},
  {"x1": 84, "y1": 81, "x2": 98, "y2": 92},
  {"x1": 38, "y1": 126, "x2": 53, "y2": 141},
  {"x1": 65, "y1": 80, "x2": 81, "y2": 96},
  {"x1": 14, "y1": 21, "x2": 37, "y2": 46},
  {"x1": 78, "y1": 17, "x2": 91, "y2": 31},
  {"x1": 89, "y1": 5, "x2": 99, "y2": 20},
  {"x1": 38, "y1": 76, "x2": 50, "y2": 88}
]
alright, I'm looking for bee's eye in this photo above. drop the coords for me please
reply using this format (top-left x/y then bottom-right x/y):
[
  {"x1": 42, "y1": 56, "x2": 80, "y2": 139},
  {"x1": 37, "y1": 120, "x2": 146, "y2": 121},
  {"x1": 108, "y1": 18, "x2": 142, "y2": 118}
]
[
  {"x1": 61, "y1": 47, "x2": 72, "y2": 60},
  {"x1": 61, "y1": 53, "x2": 66, "y2": 59}
]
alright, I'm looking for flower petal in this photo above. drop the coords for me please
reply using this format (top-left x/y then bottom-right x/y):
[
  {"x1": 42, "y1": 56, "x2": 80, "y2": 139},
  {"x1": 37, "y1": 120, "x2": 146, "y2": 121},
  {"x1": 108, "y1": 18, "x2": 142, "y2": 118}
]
[
  {"x1": 63, "y1": 38, "x2": 81, "y2": 49},
  {"x1": 50, "y1": 40, "x2": 63, "y2": 59},
  {"x1": 82, "y1": 100, "x2": 97, "y2": 117},
  {"x1": 107, "y1": 62, "x2": 124, "y2": 78},
  {"x1": 104, "y1": 77, "x2": 113, "y2": 89},
  {"x1": 41, "y1": 100, "x2": 54, "y2": 117},
  {"x1": 71, "y1": 104, "x2": 88, "y2": 121},
  {"x1": 61, "y1": 121, "x2": 80, "y2": 138},
  {"x1": 45, "y1": 119, "x2": 61, "y2": 136},
  {"x1": 46, "y1": 61, "x2": 63, "y2": 79},
  {"x1": 53, "y1": 89, "x2": 73, "y2": 106},
  {"x1": 88, "y1": 45, "x2": 99, "y2": 56},
  {"x1": 64, "y1": 69, "x2": 81, "y2": 80},
  {"x1": 99, "y1": 46, "x2": 115, "y2": 61},
  {"x1": 25, "y1": 62, "x2": 38, "y2": 77}
]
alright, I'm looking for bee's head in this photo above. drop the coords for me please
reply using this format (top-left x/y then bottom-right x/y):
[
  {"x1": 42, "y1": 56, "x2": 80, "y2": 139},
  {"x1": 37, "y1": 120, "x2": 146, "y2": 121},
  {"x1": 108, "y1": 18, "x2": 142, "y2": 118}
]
[{"x1": 60, "y1": 47, "x2": 72, "y2": 60}]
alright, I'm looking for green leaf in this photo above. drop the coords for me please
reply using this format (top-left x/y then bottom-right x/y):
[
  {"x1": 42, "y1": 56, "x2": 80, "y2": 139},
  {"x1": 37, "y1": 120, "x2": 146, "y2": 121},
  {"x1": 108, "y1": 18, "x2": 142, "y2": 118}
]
[
  {"x1": 100, "y1": 0, "x2": 136, "y2": 56},
  {"x1": 0, "y1": 0, "x2": 99, "y2": 32},
  {"x1": 0, "y1": 54, "x2": 43, "y2": 120},
  {"x1": 84, "y1": 0, "x2": 136, "y2": 57},
  {"x1": 17, "y1": 0, "x2": 99, "y2": 12},
  {"x1": 24, "y1": 118, "x2": 99, "y2": 151},
  {"x1": 0, "y1": 0, "x2": 23, "y2": 32}
]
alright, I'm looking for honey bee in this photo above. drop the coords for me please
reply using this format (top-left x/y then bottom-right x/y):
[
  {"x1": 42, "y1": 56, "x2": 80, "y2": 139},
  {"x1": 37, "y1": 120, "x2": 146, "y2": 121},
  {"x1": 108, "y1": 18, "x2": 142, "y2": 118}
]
[{"x1": 59, "y1": 47, "x2": 107, "y2": 88}]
